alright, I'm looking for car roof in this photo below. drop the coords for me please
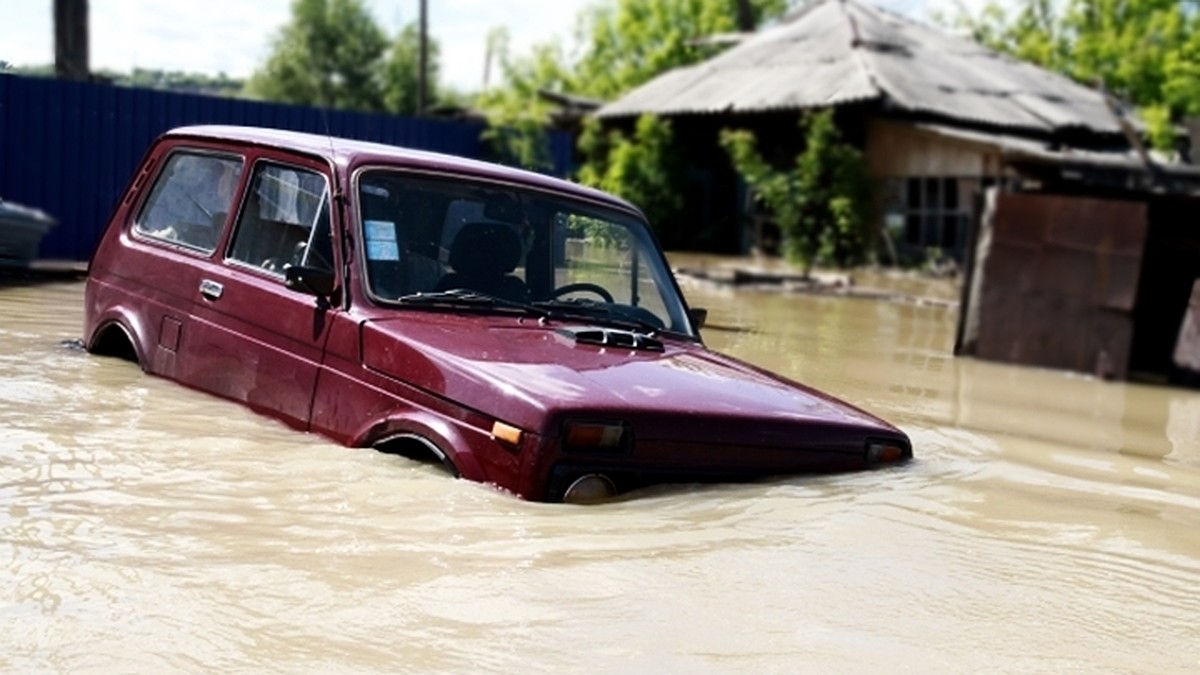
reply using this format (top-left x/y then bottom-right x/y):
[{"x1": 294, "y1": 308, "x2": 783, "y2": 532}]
[{"x1": 164, "y1": 125, "x2": 639, "y2": 215}]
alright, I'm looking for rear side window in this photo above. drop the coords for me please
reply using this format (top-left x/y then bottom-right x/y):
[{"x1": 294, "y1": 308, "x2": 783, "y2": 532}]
[
  {"x1": 227, "y1": 163, "x2": 333, "y2": 276},
  {"x1": 135, "y1": 152, "x2": 244, "y2": 253}
]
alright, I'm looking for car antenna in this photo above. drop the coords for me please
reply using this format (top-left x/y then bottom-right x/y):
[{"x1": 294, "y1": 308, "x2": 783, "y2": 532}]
[{"x1": 318, "y1": 93, "x2": 350, "y2": 310}]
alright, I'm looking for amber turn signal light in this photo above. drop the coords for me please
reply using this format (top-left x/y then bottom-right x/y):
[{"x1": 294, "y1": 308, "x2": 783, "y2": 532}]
[{"x1": 491, "y1": 421, "x2": 524, "y2": 446}]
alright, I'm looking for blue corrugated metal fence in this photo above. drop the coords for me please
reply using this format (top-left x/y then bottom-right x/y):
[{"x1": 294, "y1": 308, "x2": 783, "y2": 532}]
[{"x1": 0, "y1": 74, "x2": 573, "y2": 260}]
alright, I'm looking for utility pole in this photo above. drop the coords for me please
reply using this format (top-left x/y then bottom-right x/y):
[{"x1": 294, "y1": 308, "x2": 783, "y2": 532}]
[
  {"x1": 54, "y1": 0, "x2": 90, "y2": 81},
  {"x1": 417, "y1": 0, "x2": 428, "y2": 116}
]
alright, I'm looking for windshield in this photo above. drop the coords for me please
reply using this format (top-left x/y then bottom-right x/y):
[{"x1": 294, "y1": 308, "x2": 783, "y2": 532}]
[{"x1": 356, "y1": 170, "x2": 695, "y2": 337}]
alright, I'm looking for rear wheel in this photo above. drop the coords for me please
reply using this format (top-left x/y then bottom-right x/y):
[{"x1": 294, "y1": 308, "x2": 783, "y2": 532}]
[{"x1": 87, "y1": 324, "x2": 139, "y2": 364}]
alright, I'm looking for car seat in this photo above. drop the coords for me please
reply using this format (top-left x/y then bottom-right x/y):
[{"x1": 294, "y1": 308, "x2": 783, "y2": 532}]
[{"x1": 436, "y1": 222, "x2": 529, "y2": 302}]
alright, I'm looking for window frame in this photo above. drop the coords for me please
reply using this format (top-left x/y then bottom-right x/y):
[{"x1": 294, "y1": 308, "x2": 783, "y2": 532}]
[
  {"x1": 131, "y1": 147, "x2": 247, "y2": 257},
  {"x1": 223, "y1": 157, "x2": 336, "y2": 281},
  {"x1": 883, "y1": 175, "x2": 977, "y2": 258}
]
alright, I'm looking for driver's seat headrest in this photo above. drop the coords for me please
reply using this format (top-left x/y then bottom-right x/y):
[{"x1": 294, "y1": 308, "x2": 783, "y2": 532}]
[{"x1": 448, "y1": 222, "x2": 521, "y2": 279}]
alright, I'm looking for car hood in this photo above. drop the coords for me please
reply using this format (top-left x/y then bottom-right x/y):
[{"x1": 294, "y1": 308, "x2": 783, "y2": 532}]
[{"x1": 361, "y1": 314, "x2": 903, "y2": 447}]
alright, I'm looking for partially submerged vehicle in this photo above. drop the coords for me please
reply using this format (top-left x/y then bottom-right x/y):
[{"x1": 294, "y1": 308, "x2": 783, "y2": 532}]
[
  {"x1": 84, "y1": 126, "x2": 911, "y2": 503},
  {"x1": 0, "y1": 197, "x2": 56, "y2": 265}
]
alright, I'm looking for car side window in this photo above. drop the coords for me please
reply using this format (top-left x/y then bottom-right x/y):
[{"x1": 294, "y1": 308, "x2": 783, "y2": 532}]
[
  {"x1": 135, "y1": 152, "x2": 243, "y2": 252},
  {"x1": 227, "y1": 163, "x2": 333, "y2": 276}
]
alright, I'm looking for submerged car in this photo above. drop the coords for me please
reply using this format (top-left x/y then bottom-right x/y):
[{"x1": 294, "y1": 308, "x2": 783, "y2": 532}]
[{"x1": 84, "y1": 125, "x2": 911, "y2": 503}]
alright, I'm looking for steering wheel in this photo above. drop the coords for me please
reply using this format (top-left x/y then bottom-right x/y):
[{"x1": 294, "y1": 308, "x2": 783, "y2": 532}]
[{"x1": 549, "y1": 282, "x2": 614, "y2": 303}]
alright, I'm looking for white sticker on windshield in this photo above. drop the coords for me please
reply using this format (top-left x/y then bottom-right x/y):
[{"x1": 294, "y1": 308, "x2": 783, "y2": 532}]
[
  {"x1": 367, "y1": 240, "x2": 400, "y2": 261},
  {"x1": 364, "y1": 219, "x2": 396, "y2": 242}
]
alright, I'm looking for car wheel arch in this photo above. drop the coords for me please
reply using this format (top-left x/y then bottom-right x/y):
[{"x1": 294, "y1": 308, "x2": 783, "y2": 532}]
[
  {"x1": 359, "y1": 415, "x2": 487, "y2": 483},
  {"x1": 86, "y1": 319, "x2": 144, "y2": 367},
  {"x1": 374, "y1": 432, "x2": 462, "y2": 478}
]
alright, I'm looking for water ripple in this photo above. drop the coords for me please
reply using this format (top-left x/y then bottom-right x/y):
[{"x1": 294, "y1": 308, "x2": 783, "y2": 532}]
[{"x1": 2, "y1": 280, "x2": 1198, "y2": 673}]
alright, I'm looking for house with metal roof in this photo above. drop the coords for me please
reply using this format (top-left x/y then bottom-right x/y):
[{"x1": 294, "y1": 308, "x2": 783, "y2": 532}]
[
  {"x1": 596, "y1": 0, "x2": 1198, "y2": 261},
  {"x1": 596, "y1": 0, "x2": 1200, "y2": 386}
]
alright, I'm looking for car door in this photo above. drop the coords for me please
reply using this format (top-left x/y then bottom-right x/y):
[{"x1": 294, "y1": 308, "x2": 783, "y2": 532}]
[
  {"x1": 184, "y1": 154, "x2": 340, "y2": 429},
  {"x1": 115, "y1": 144, "x2": 246, "y2": 380}
]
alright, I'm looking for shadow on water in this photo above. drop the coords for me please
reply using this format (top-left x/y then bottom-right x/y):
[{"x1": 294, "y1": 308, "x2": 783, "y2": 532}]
[
  {"x1": 0, "y1": 262, "x2": 87, "y2": 288},
  {"x1": 696, "y1": 321, "x2": 756, "y2": 334}
]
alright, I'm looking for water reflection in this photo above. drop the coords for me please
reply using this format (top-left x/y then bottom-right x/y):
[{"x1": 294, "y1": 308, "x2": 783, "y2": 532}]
[
  {"x1": 1, "y1": 277, "x2": 1198, "y2": 673},
  {"x1": 1166, "y1": 395, "x2": 1200, "y2": 465}
]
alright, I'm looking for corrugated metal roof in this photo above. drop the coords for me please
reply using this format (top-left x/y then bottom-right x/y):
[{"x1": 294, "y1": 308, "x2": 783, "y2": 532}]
[
  {"x1": 914, "y1": 123, "x2": 1200, "y2": 180},
  {"x1": 597, "y1": 0, "x2": 1124, "y2": 136}
]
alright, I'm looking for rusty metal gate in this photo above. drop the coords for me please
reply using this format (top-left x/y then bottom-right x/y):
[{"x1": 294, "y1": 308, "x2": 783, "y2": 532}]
[{"x1": 957, "y1": 191, "x2": 1148, "y2": 379}]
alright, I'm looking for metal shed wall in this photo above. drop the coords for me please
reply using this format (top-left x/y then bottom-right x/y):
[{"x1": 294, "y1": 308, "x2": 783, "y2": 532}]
[{"x1": 957, "y1": 191, "x2": 1148, "y2": 380}]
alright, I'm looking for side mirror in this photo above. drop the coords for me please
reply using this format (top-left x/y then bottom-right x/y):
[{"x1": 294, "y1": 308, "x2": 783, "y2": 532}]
[
  {"x1": 688, "y1": 307, "x2": 708, "y2": 330},
  {"x1": 285, "y1": 265, "x2": 336, "y2": 300}
]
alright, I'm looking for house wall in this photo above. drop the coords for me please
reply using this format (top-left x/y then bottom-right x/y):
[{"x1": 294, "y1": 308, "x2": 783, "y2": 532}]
[
  {"x1": 866, "y1": 119, "x2": 1000, "y2": 177},
  {"x1": 865, "y1": 120, "x2": 1005, "y2": 263},
  {"x1": 637, "y1": 111, "x2": 1010, "y2": 260}
]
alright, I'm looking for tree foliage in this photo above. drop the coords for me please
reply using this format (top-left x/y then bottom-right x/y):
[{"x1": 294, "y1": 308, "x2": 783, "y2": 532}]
[
  {"x1": 119, "y1": 68, "x2": 245, "y2": 96},
  {"x1": 482, "y1": 116, "x2": 557, "y2": 171},
  {"x1": 476, "y1": 0, "x2": 793, "y2": 175},
  {"x1": 7, "y1": 64, "x2": 244, "y2": 96},
  {"x1": 248, "y1": 0, "x2": 388, "y2": 111},
  {"x1": 720, "y1": 111, "x2": 869, "y2": 273},
  {"x1": 571, "y1": 0, "x2": 790, "y2": 100},
  {"x1": 481, "y1": 0, "x2": 789, "y2": 107},
  {"x1": 476, "y1": 30, "x2": 574, "y2": 169},
  {"x1": 578, "y1": 115, "x2": 683, "y2": 240},
  {"x1": 382, "y1": 22, "x2": 441, "y2": 115},
  {"x1": 248, "y1": 0, "x2": 441, "y2": 116},
  {"x1": 952, "y1": 0, "x2": 1200, "y2": 148}
]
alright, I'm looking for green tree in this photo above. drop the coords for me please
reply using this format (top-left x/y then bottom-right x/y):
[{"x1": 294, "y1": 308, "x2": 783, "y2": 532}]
[
  {"x1": 952, "y1": 0, "x2": 1200, "y2": 149},
  {"x1": 9, "y1": 63, "x2": 55, "y2": 77},
  {"x1": 477, "y1": 0, "x2": 793, "y2": 172},
  {"x1": 477, "y1": 30, "x2": 575, "y2": 169},
  {"x1": 247, "y1": 0, "x2": 389, "y2": 111},
  {"x1": 571, "y1": 0, "x2": 790, "y2": 99},
  {"x1": 578, "y1": 114, "x2": 683, "y2": 241},
  {"x1": 123, "y1": 68, "x2": 245, "y2": 96},
  {"x1": 720, "y1": 111, "x2": 869, "y2": 274},
  {"x1": 382, "y1": 22, "x2": 441, "y2": 115},
  {"x1": 480, "y1": 0, "x2": 790, "y2": 106}
]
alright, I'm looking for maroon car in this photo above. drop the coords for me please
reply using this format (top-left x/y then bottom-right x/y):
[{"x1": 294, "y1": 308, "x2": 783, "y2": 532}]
[{"x1": 84, "y1": 126, "x2": 910, "y2": 503}]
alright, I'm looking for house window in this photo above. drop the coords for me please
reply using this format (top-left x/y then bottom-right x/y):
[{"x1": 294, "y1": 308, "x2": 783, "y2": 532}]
[{"x1": 891, "y1": 176, "x2": 971, "y2": 256}]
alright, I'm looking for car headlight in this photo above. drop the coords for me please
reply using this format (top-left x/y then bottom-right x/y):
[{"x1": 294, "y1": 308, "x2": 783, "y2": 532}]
[{"x1": 562, "y1": 420, "x2": 629, "y2": 453}]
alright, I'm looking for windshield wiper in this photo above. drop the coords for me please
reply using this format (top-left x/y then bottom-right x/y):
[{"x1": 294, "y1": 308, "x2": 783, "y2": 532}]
[
  {"x1": 533, "y1": 299, "x2": 662, "y2": 335},
  {"x1": 398, "y1": 288, "x2": 550, "y2": 319},
  {"x1": 397, "y1": 291, "x2": 663, "y2": 334}
]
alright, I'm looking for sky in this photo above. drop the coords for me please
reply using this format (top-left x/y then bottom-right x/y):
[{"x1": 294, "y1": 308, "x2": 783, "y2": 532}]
[{"x1": 0, "y1": 0, "x2": 964, "y2": 93}]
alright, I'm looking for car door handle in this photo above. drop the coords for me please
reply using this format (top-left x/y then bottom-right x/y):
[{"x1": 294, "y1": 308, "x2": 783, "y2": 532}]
[{"x1": 199, "y1": 279, "x2": 224, "y2": 301}]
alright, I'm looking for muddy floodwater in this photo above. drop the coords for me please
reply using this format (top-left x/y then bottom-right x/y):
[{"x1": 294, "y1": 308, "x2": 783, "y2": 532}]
[{"x1": 2, "y1": 269, "x2": 1198, "y2": 673}]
